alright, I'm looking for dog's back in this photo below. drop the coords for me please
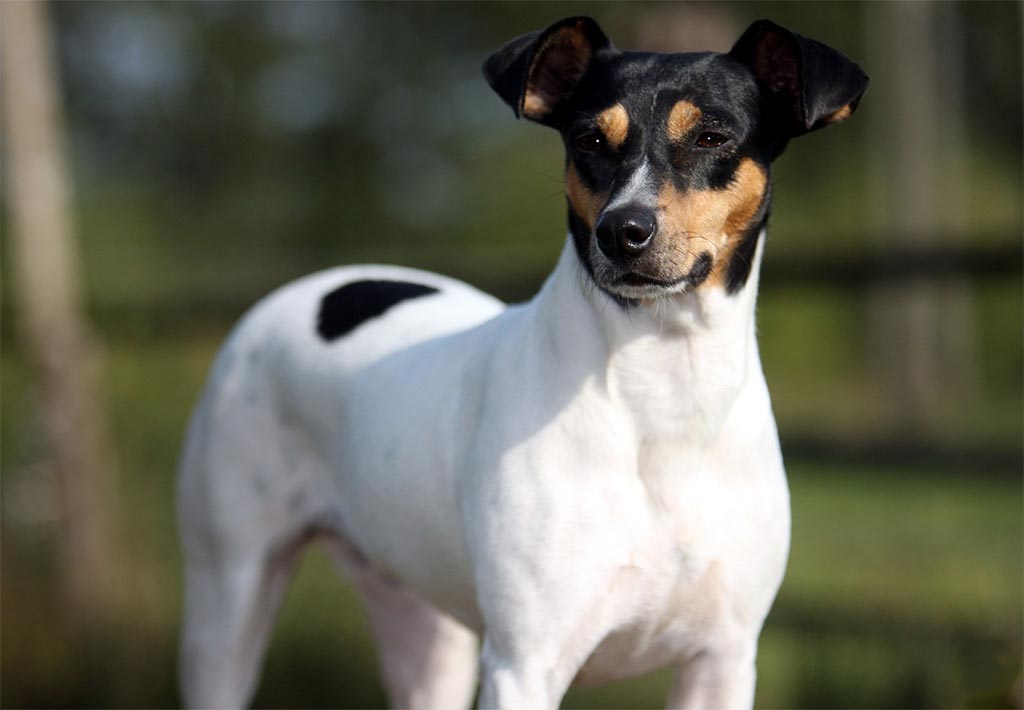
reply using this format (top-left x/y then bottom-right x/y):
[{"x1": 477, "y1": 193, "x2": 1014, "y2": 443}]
[{"x1": 177, "y1": 265, "x2": 502, "y2": 707}]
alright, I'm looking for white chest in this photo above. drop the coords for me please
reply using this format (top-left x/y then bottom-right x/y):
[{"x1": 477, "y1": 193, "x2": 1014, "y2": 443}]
[{"x1": 576, "y1": 403, "x2": 790, "y2": 685}]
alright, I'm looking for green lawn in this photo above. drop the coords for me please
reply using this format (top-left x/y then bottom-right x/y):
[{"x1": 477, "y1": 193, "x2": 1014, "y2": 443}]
[{"x1": 1, "y1": 333, "x2": 1020, "y2": 708}]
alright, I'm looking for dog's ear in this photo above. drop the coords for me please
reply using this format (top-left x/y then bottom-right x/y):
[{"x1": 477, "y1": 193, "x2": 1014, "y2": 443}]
[
  {"x1": 730, "y1": 19, "x2": 868, "y2": 138},
  {"x1": 483, "y1": 16, "x2": 611, "y2": 126}
]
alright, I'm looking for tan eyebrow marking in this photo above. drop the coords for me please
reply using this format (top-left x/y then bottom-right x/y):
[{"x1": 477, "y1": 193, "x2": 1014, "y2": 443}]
[
  {"x1": 666, "y1": 100, "x2": 702, "y2": 143},
  {"x1": 596, "y1": 104, "x2": 629, "y2": 149}
]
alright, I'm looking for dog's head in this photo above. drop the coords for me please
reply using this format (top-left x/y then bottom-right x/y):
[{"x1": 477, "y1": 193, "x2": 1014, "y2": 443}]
[{"x1": 484, "y1": 17, "x2": 867, "y2": 300}]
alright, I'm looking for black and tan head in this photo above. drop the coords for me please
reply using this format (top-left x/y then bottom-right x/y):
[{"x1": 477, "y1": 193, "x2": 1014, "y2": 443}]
[{"x1": 484, "y1": 17, "x2": 868, "y2": 301}]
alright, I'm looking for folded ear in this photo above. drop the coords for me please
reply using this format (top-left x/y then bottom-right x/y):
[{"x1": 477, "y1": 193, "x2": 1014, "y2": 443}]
[
  {"x1": 730, "y1": 19, "x2": 868, "y2": 137},
  {"x1": 483, "y1": 16, "x2": 611, "y2": 126}
]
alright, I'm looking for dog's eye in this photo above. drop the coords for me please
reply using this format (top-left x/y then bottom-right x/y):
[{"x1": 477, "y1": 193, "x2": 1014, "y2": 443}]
[
  {"x1": 694, "y1": 132, "x2": 730, "y2": 149},
  {"x1": 572, "y1": 132, "x2": 605, "y2": 153}
]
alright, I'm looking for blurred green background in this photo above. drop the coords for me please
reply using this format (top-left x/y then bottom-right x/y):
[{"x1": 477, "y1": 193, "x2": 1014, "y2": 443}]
[{"x1": 1, "y1": 2, "x2": 1021, "y2": 708}]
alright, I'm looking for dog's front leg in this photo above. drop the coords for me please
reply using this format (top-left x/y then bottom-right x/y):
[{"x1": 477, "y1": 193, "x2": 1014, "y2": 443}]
[
  {"x1": 477, "y1": 642, "x2": 567, "y2": 710},
  {"x1": 476, "y1": 615, "x2": 607, "y2": 710},
  {"x1": 466, "y1": 468, "x2": 637, "y2": 710},
  {"x1": 473, "y1": 555, "x2": 623, "y2": 710},
  {"x1": 665, "y1": 640, "x2": 757, "y2": 710}
]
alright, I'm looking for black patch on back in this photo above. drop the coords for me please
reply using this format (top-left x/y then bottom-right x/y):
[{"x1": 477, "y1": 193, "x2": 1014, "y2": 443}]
[{"x1": 316, "y1": 279, "x2": 439, "y2": 342}]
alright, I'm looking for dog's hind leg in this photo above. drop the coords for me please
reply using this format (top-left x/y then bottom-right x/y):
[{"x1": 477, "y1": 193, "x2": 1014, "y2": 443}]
[
  {"x1": 179, "y1": 533, "x2": 304, "y2": 709},
  {"x1": 177, "y1": 384, "x2": 311, "y2": 709},
  {"x1": 329, "y1": 540, "x2": 479, "y2": 710}
]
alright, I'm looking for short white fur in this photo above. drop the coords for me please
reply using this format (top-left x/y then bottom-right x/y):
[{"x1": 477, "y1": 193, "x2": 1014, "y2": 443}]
[{"x1": 178, "y1": 229, "x2": 789, "y2": 709}]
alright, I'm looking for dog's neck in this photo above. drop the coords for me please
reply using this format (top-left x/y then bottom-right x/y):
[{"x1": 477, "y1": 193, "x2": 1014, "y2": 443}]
[{"x1": 532, "y1": 234, "x2": 767, "y2": 441}]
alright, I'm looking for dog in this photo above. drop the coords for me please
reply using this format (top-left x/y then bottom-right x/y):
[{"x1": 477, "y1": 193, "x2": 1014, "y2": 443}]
[{"x1": 178, "y1": 16, "x2": 867, "y2": 709}]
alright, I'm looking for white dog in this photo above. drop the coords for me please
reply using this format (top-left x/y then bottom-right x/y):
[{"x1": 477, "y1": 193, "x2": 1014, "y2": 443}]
[{"x1": 178, "y1": 16, "x2": 867, "y2": 709}]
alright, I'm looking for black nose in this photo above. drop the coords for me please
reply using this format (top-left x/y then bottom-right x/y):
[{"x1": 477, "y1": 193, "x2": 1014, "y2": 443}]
[{"x1": 596, "y1": 207, "x2": 657, "y2": 261}]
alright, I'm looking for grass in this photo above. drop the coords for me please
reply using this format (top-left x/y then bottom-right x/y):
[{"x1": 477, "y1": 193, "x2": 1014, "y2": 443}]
[
  {"x1": 1, "y1": 329, "x2": 1021, "y2": 708},
  {"x1": 785, "y1": 462, "x2": 1022, "y2": 628}
]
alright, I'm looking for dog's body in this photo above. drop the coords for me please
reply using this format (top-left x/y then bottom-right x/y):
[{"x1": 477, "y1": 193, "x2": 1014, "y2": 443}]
[{"x1": 179, "y1": 17, "x2": 866, "y2": 709}]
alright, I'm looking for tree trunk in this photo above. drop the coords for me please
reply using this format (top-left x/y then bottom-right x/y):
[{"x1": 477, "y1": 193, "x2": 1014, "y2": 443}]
[
  {"x1": 863, "y1": 2, "x2": 975, "y2": 435},
  {"x1": 1, "y1": 0, "x2": 119, "y2": 621}
]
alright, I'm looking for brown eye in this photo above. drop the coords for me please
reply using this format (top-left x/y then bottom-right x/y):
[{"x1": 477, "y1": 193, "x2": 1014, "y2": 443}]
[
  {"x1": 573, "y1": 132, "x2": 604, "y2": 152},
  {"x1": 695, "y1": 131, "x2": 729, "y2": 149}
]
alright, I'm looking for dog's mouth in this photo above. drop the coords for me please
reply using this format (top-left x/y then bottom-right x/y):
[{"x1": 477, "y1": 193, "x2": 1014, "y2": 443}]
[
  {"x1": 594, "y1": 253, "x2": 714, "y2": 300},
  {"x1": 615, "y1": 273, "x2": 688, "y2": 289}
]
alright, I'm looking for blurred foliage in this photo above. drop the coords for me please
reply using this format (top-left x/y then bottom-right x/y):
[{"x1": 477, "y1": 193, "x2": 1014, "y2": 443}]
[{"x1": 1, "y1": 1, "x2": 1022, "y2": 708}]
